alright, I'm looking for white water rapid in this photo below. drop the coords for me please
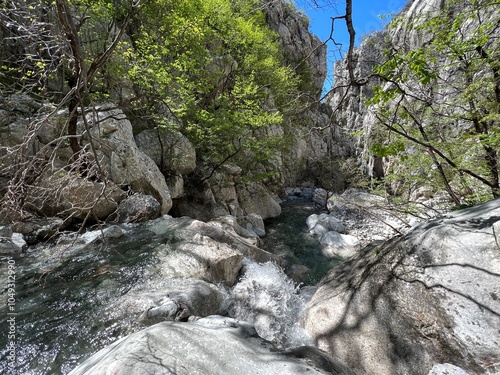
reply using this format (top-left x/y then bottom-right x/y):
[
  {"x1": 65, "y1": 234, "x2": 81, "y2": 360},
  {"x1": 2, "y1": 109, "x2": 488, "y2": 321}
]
[{"x1": 229, "y1": 259, "x2": 315, "y2": 349}]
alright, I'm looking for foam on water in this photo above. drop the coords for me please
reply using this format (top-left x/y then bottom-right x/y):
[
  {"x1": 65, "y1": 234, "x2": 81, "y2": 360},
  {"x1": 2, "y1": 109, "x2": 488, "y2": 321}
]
[{"x1": 229, "y1": 259, "x2": 314, "y2": 349}]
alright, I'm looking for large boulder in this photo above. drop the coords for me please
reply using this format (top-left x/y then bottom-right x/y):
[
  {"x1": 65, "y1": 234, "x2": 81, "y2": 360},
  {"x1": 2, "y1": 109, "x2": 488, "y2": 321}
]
[
  {"x1": 135, "y1": 127, "x2": 196, "y2": 175},
  {"x1": 318, "y1": 231, "x2": 360, "y2": 259},
  {"x1": 109, "y1": 194, "x2": 161, "y2": 223},
  {"x1": 239, "y1": 213, "x2": 266, "y2": 237},
  {"x1": 103, "y1": 278, "x2": 227, "y2": 328},
  {"x1": 68, "y1": 316, "x2": 353, "y2": 375},
  {"x1": 238, "y1": 182, "x2": 282, "y2": 220},
  {"x1": 144, "y1": 216, "x2": 279, "y2": 264},
  {"x1": 85, "y1": 105, "x2": 172, "y2": 214},
  {"x1": 307, "y1": 213, "x2": 346, "y2": 236},
  {"x1": 25, "y1": 172, "x2": 126, "y2": 221},
  {"x1": 302, "y1": 198, "x2": 500, "y2": 375},
  {"x1": 159, "y1": 232, "x2": 243, "y2": 285},
  {"x1": 136, "y1": 280, "x2": 225, "y2": 324}
]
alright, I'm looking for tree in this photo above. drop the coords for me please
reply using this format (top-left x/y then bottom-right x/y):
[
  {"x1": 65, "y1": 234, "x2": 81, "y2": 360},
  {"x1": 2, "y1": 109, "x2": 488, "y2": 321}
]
[
  {"x1": 368, "y1": 0, "x2": 500, "y2": 205},
  {"x1": 121, "y1": 0, "x2": 300, "y2": 180},
  {"x1": 0, "y1": 0, "x2": 143, "y2": 221},
  {"x1": 0, "y1": 0, "x2": 305, "y2": 222},
  {"x1": 55, "y1": 0, "x2": 142, "y2": 162}
]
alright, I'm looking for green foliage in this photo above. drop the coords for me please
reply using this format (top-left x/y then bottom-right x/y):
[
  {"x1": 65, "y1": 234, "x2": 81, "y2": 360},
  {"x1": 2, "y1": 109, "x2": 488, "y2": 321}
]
[
  {"x1": 370, "y1": 140, "x2": 405, "y2": 158},
  {"x1": 369, "y1": 0, "x2": 500, "y2": 203},
  {"x1": 2, "y1": 0, "x2": 305, "y2": 182},
  {"x1": 119, "y1": 0, "x2": 299, "y2": 176}
]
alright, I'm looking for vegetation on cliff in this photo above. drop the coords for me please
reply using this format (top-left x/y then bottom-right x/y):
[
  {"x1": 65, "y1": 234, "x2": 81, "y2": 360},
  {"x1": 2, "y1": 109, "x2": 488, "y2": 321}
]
[
  {"x1": 368, "y1": 0, "x2": 500, "y2": 206},
  {"x1": 0, "y1": 0, "x2": 309, "y2": 222}
]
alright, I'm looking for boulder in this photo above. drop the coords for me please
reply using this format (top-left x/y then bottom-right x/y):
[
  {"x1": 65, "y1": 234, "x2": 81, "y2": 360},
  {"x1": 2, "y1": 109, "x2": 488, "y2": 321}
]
[
  {"x1": 212, "y1": 215, "x2": 260, "y2": 246},
  {"x1": 307, "y1": 213, "x2": 345, "y2": 235},
  {"x1": 159, "y1": 232, "x2": 244, "y2": 286},
  {"x1": 302, "y1": 198, "x2": 500, "y2": 375},
  {"x1": 25, "y1": 172, "x2": 126, "y2": 221},
  {"x1": 135, "y1": 128, "x2": 196, "y2": 175},
  {"x1": 238, "y1": 183, "x2": 281, "y2": 219},
  {"x1": 239, "y1": 213, "x2": 266, "y2": 237},
  {"x1": 0, "y1": 232, "x2": 26, "y2": 255},
  {"x1": 68, "y1": 316, "x2": 351, "y2": 375},
  {"x1": 109, "y1": 194, "x2": 161, "y2": 223},
  {"x1": 143, "y1": 216, "x2": 279, "y2": 265},
  {"x1": 101, "y1": 278, "x2": 226, "y2": 328},
  {"x1": 137, "y1": 280, "x2": 224, "y2": 324},
  {"x1": 86, "y1": 106, "x2": 172, "y2": 214},
  {"x1": 319, "y1": 231, "x2": 360, "y2": 259}
]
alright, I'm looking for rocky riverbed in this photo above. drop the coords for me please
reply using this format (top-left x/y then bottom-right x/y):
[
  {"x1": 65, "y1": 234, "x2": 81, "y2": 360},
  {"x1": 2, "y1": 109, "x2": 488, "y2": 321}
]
[{"x1": 1, "y1": 189, "x2": 499, "y2": 375}]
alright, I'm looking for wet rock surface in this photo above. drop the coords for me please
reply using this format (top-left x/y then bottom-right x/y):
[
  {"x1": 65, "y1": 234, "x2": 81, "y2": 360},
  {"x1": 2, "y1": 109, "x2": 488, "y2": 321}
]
[
  {"x1": 68, "y1": 316, "x2": 351, "y2": 375},
  {"x1": 303, "y1": 198, "x2": 500, "y2": 375}
]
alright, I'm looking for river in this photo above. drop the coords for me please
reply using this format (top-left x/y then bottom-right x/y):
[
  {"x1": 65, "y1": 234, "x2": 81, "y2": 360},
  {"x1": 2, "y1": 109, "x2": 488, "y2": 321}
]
[{"x1": 0, "y1": 197, "x2": 333, "y2": 374}]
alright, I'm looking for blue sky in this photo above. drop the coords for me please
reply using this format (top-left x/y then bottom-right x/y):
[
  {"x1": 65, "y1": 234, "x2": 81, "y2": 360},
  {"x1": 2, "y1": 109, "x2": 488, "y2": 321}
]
[{"x1": 295, "y1": 0, "x2": 408, "y2": 93}]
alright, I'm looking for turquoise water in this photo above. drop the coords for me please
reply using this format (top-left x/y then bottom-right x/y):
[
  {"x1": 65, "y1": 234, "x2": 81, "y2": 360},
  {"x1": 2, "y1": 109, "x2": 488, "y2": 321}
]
[
  {"x1": 262, "y1": 197, "x2": 340, "y2": 285},
  {"x1": 0, "y1": 200, "x2": 337, "y2": 374},
  {"x1": 0, "y1": 229, "x2": 163, "y2": 374}
]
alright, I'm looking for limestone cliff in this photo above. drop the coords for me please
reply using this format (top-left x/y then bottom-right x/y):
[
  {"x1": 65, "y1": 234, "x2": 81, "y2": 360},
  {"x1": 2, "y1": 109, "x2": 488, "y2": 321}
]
[
  {"x1": 170, "y1": 0, "x2": 356, "y2": 221},
  {"x1": 327, "y1": 0, "x2": 500, "y2": 194},
  {"x1": 265, "y1": 1, "x2": 355, "y2": 189},
  {"x1": 1, "y1": 0, "x2": 351, "y2": 226}
]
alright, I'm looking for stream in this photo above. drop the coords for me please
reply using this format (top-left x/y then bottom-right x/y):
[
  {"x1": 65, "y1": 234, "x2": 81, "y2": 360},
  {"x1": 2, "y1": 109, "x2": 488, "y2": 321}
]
[
  {"x1": 262, "y1": 196, "x2": 340, "y2": 285},
  {"x1": 0, "y1": 198, "x2": 332, "y2": 374}
]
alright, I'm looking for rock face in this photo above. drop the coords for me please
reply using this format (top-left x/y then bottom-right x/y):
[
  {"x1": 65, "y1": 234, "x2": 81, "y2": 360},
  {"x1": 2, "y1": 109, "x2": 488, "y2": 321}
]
[
  {"x1": 265, "y1": 1, "x2": 354, "y2": 187},
  {"x1": 172, "y1": 168, "x2": 283, "y2": 221},
  {"x1": 109, "y1": 194, "x2": 161, "y2": 223},
  {"x1": 264, "y1": 1, "x2": 326, "y2": 97},
  {"x1": 327, "y1": 0, "x2": 499, "y2": 189},
  {"x1": 302, "y1": 198, "x2": 500, "y2": 375},
  {"x1": 135, "y1": 127, "x2": 196, "y2": 175},
  {"x1": 68, "y1": 316, "x2": 353, "y2": 375},
  {"x1": 86, "y1": 106, "x2": 173, "y2": 214},
  {"x1": 2, "y1": 0, "x2": 353, "y2": 225},
  {"x1": 325, "y1": 30, "x2": 387, "y2": 178},
  {"x1": 325, "y1": 0, "x2": 448, "y2": 178}
]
